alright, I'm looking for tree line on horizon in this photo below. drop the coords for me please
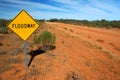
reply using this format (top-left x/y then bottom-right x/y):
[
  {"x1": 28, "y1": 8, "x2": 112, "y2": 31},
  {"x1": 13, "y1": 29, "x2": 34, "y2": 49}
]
[
  {"x1": 48, "y1": 19, "x2": 120, "y2": 29},
  {"x1": 0, "y1": 18, "x2": 120, "y2": 29}
]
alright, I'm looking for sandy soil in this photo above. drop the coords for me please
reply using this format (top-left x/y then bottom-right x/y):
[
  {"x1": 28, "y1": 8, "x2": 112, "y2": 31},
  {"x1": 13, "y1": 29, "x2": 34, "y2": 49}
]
[{"x1": 0, "y1": 22, "x2": 120, "y2": 80}]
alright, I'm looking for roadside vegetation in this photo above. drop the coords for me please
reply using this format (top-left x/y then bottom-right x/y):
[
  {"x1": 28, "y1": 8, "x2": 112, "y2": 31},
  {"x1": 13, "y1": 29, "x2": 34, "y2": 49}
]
[
  {"x1": 34, "y1": 30, "x2": 56, "y2": 51},
  {"x1": 0, "y1": 19, "x2": 9, "y2": 34},
  {"x1": 1, "y1": 18, "x2": 120, "y2": 30},
  {"x1": 48, "y1": 19, "x2": 120, "y2": 29}
]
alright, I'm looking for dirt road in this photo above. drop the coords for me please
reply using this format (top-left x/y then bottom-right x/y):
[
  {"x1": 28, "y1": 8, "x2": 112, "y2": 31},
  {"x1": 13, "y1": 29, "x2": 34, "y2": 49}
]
[{"x1": 0, "y1": 22, "x2": 120, "y2": 80}]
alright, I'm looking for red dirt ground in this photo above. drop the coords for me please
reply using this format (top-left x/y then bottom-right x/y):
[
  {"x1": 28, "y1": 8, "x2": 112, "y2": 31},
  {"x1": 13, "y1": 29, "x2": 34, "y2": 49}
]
[{"x1": 0, "y1": 22, "x2": 120, "y2": 80}]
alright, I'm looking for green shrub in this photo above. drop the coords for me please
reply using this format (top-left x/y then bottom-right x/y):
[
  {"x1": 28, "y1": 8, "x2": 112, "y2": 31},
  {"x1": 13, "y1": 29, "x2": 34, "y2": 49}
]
[
  {"x1": 34, "y1": 30, "x2": 56, "y2": 50},
  {"x1": 0, "y1": 28, "x2": 8, "y2": 34}
]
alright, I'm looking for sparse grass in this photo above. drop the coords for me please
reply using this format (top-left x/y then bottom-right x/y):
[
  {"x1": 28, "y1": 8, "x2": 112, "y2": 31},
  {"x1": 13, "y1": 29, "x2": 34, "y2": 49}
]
[
  {"x1": 66, "y1": 33, "x2": 71, "y2": 37},
  {"x1": 61, "y1": 40, "x2": 64, "y2": 44},
  {"x1": 109, "y1": 43, "x2": 120, "y2": 51},
  {"x1": 115, "y1": 47, "x2": 120, "y2": 51},
  {"x1": 109, "y1": 42, "x2": 114, "y2": 46},
  {"x1": 14, "y1": 69, "x2": 21, "y2": 75},
  {"x1": 65, "y1": 71, "x2": 81, "y2": 80},
  {"x1": 27, "y1": 42, "x2": 34, "y2": 48},
  {"x1": 64, "y1": 27, "x2": 67, "y2": 30},
  {"x1": 97, "y1": 46, "x2": 120, "y2": 63},
  {"x1": 10, "y1": 48, "x2": 22, "y2": 56},
  {"x1": 99, "y1": 77, "x2": 107, "y2": 80},
  {"x1": 88, "y1": 35, "x2": 91, "y2": 38},
  {"x1": 97, "y1": 39, "x2": 104, "y2": 42},
  {"x1": 0, "y1": 65, "x2": 12, "y2": 74},
  {"x1": 83, "y1": 40, "x2": 94, "y2": 48},
  {"x1": 14, "y1": 34, "x2": 21, "y2": 41},
  {"x1": 83, "y1": 39, "x2": 120, "y2": 63},
  {"x1": 0, "y1": 50, "x2": 6, "y2": 55},
  {"x1": 84, "y1": 61, "x2": 90, "y2": 67},
  {"x1": 0, "y1": 57, "x2": 22, "y2": 74},
  {"x1": 8, "y1": 57, "x2": 22, "y2": 64},
  {"x1": 70, "y1": 29, "x2": 73, "y2": 32},
  {"x1": 0, "y1": 36, "x2": 4, "y2": 40},
  {"x1": 0, "y1": 42, "x2": 3, "y2": 46},
  {"x1": 114, "y1": 70, "x2": 120, "y2": 75},
  {"x1": 29, "y1": 68, "x2": 41, "y2": 76}
]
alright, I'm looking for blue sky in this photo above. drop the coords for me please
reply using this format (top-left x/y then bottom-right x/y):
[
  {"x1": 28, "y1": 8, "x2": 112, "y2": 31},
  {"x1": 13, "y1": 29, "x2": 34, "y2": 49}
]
[{"x1": 0, "y1": 0, "x2": 120, "y2": 20}]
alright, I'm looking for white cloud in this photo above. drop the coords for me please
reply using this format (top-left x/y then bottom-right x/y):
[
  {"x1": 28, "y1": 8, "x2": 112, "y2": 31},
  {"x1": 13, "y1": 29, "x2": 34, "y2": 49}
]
[
  {"x1": 51, "y1": 0, "x2": 111, "y2": 15},
  {"x1": 88, "y1": 0, "x2": 120, "y2": 14},
  {"x1": 2, "y1": 0, "x2": 67, "y2": 11},
  {"x1": 51, "y1": 0, "x2": 78, "y2": 5},
  {"x1": 51, "y1": 0, "x2": 120, "y2": 19},
  {"x1": 0, "y1": 0, "x2": 120, "y2": 20}
]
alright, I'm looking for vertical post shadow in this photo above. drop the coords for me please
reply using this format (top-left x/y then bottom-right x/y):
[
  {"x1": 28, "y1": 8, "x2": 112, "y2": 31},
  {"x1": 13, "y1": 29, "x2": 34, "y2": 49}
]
[
  {"x1": 28, "y1": 46, "x2": 56, "y2": 67},
  {"x1": 27, "y1": 49, "x2": 45, "y2": 67}
]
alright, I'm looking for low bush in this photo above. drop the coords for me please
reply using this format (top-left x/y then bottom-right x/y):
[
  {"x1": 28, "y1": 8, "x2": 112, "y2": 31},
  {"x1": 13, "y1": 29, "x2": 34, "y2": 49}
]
[
  {"x1": 0, "y1": 28, "x2": 8, "y2": 34},
  {"x1": 34, "y1": 30, "x2": 56, "y2": 50}
]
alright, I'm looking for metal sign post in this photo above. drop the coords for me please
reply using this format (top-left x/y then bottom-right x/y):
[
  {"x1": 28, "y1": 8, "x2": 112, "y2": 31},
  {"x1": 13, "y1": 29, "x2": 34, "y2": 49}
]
[{"x1": 24, "y1": 42, "x2": 28, "y2": 68}]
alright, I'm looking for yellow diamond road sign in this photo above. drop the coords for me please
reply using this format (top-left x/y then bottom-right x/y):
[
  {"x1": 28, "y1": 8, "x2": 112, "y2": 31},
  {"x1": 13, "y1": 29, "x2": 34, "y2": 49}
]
[{"x1": 8, "y1": 10, "x2": 39, "y2": 41}]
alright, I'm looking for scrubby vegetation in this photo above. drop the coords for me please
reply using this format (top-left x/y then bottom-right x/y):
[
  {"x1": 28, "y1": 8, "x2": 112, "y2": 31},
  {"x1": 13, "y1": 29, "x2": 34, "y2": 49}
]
[
  {"x1": 36, "y1": 19, "x2": 45, "y2": 23},
  {"x1": 0, "y1": 19, "x2": 9, "y2": 27},
  {"x1": 0, "y1": 19, "x2": 9, "y2": 34},
  {"x1": 0, "y1": 18, "x2": 120, "y2": 30},
  {"x1": 34, "y1": 30, "x2": 56, "y2": 50},
  {"x1": 0, "y1": 28, "x2": 8, "y2": 34},
  {"x1": 48, "y1": 19, "x2": 120, "y2": 28}
]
